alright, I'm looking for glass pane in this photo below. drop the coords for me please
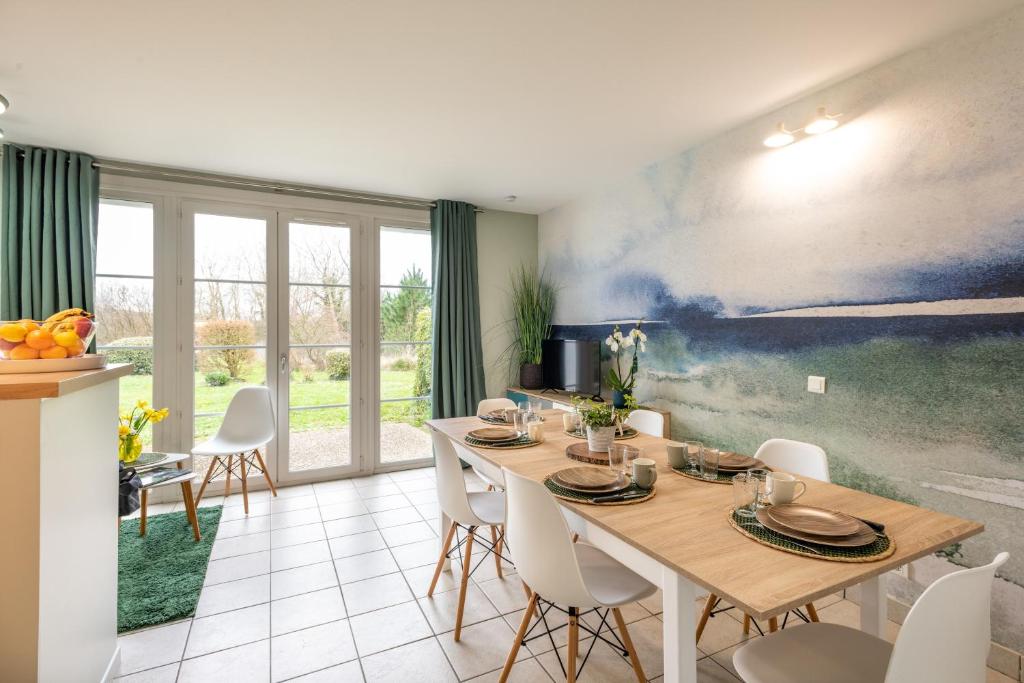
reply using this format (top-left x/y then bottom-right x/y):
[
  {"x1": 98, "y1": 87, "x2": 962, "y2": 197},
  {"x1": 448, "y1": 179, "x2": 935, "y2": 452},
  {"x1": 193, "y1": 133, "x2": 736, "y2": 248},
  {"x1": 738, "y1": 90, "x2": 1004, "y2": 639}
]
[
  {"x1": 379, "y1": 287, "x2": 431, "y2": 343},
  {"x1": 115, "y1": 371, "x2": 155, "y2": 451},
  {"x1": 380, "y1": 226, "x2": 431, "y2": 287},
  {"x1": 97, "y1": 200, "x2": 154, "y2": 277},
  {"x1": 193, "y1": 352, "x2": 267, "y2": 430},
  {"x1": 288, "y1": 408, "x2": 351, "y2": 472},
  {"x1": 380, "y1": 400, "x2": 431, "y2": 464},
  {"x1": 289, "y1": 285, "x2": 351, "y2": 345},
  {"x1": 381, "y1": 345, "x2": 429, "y2": 399},
  {"x1": 195, "y1": 282, "x2": 268, "y2": 346},
  {"x1": 95, "y1": 277, "x2": 154, "y2": 346},
  {"x1": 194, "y1": 213, "x2": 266, "y2": 281},
  {"x1": 289, "y1": 222, "x2": 351, "y2": 285},
  {"x1": 290, "y1": 347, "x2": 350, "y2": 408}
]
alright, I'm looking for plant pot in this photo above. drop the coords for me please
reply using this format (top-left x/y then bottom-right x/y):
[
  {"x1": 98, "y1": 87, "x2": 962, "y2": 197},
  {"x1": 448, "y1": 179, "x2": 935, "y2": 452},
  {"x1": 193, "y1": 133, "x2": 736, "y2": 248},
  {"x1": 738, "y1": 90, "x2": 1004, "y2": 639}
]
[
  {"x1": 611, "y1": 390, "x2": 631, "y2": 409},
  {"x1": 520, "y1": 363, "x2": 544, "y2": 389},
  {"x1": 586, "y1": 425, "x2": 615, "y2": 453}
]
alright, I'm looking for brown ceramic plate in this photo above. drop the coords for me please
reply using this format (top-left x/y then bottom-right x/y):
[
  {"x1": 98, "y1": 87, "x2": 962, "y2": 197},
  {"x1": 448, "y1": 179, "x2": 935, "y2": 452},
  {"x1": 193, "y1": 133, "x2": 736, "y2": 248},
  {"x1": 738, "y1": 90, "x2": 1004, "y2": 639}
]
[
  {"x1": 552, "y1": 467, "x2": 630, "y2": 494},
  {"x1": 755, "y1": 508, "x2": 877, "y2": 547},
  {"x1": 716, "y1": 452, "x2": 760, "y2": 470},
  {"x1": 468, "y1": 426, "x2": 519, "y2": 442},
  {"x1": 766, "y1": 504, "x2": 862, "y2": 537}
]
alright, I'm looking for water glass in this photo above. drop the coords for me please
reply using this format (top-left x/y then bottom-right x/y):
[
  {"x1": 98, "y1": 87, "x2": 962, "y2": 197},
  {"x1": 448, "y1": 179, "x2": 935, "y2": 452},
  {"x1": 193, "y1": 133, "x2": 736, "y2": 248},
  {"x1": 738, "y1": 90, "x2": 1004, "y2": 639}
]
[
  {"x1": 512, "y1": 409, "x2": 529, "y2": 436},
  {"x1": 748, "y1": 468, "x2": 770, "y2": 508},
  {"x1": 732, "y1": 472, "x2": 758, "y2": 518},
  {"x1": 607, "y1": 443, "x2": 625, "y2": 473},
  {"x1": 682, "y1": 440, "x2": 703, "y2": 472},
  {"x1": 700, "y1": 447, "x2": 720, "y2": 481},
  {"x1": 528, "y1": 397, "x2": 543, "y2": 415},
  {"x1": 517, "y1": 400, "x2": 532, "y2": 418},
  {"x1": 609, "y1": 443, "x2": 639, "y2": 475}
]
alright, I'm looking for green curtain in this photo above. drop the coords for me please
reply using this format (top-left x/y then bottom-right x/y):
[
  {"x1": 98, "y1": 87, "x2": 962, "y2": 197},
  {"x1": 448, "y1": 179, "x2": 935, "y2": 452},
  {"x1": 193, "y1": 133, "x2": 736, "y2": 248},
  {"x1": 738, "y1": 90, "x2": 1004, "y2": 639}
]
[
  {"x1": 431, "y1": 199, "x2": 486, "y2": 419},
  {"x1": 1, "y1": 143, "x2": 99, "y2": 321}
]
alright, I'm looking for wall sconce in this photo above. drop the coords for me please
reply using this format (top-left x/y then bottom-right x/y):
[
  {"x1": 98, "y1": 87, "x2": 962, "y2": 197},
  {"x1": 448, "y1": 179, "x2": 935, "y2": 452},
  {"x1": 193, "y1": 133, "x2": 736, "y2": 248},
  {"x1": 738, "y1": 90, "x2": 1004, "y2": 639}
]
[{"x1": 763, "y1": 105, "x2": 842, "y2": 147}]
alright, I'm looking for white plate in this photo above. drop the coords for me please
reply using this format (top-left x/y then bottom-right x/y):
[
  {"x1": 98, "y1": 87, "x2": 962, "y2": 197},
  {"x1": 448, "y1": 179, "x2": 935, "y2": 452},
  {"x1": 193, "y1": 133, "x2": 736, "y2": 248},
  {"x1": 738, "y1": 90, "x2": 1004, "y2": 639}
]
[{"x1": 0, "y1": 353, "x2": 107, "y2": 374}]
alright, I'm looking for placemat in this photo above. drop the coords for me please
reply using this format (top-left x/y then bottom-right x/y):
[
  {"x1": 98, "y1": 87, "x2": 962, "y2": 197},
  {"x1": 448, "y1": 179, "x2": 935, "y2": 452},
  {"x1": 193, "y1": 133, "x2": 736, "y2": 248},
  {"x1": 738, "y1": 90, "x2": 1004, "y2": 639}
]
[
  {"x1": 727, "y1": 508, "x2": 895, "y2": 563},
  {"x1": 464, "y1": 434, "x2": 539, "y2": 450},
  {"x1": 544, "y1": 476, "x2": 655, "y2": 505},
  {"x1": 480, "y1": 414, "x2": 545, "y2": 425},
  {"x1": 563, "y1": 426, "x2": 638, "y2": 441},
  {"x1": 671, "y1": 466, "x2": 741, "y2": 485}
]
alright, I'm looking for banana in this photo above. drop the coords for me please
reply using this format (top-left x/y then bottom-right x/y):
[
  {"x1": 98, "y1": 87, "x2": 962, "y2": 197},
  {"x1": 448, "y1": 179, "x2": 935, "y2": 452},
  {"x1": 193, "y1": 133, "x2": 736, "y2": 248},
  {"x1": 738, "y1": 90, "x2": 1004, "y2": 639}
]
[{"x1": 44, "y1": 308, "x2": 92, "y2": 324}]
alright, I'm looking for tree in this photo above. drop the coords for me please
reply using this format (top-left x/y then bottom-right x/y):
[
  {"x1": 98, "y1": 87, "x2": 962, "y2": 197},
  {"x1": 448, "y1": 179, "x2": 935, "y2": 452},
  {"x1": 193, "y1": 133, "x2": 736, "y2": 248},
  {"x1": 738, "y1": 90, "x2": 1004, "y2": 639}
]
[
  {"x1": 381, "y1": 267, "x2": 431, "y2": 342},
  {"x1": 197, "y1": 320, "x2": 256, "y2": 379},
  {"x1": 413, "y1": 307, "x2": 432, "y2": 398}
]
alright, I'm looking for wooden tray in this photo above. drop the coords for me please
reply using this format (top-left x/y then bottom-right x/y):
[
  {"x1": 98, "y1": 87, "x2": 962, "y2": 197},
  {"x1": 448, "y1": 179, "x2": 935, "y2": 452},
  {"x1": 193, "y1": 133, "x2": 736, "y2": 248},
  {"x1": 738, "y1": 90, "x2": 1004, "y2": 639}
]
[
  {"x1": 766, "y1": 504, "x2": 862, "y2": 537},
  {"x1": 0, "y1": 353, "x2": 106, "y2": 374},
  {"x1": 755, "y1": 508, "x2": 877, "y2": 547},
  {"x1": 551, "y1": 466, "x2": 629, "y2": 494},
  {"x1": 565, "y1": 442, "x2": 612, "y2": 465}
]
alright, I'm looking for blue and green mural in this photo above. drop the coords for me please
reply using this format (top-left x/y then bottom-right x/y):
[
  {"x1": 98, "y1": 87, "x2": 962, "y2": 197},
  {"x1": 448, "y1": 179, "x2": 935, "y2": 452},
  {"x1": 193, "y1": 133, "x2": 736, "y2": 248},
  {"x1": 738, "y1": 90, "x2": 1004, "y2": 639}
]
[{"x1": 540, "y1": 6, "x2": 1024, "y2": 651}]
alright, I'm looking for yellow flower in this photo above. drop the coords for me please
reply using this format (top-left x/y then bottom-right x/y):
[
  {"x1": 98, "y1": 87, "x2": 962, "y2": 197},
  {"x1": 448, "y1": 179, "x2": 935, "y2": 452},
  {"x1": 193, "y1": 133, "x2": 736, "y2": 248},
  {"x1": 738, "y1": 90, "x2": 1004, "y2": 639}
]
[
  {"x1": 144, "y1": 408, "x2": 155, "y2": 419},
  {"x1": 154, "y1": 407, "x2": 170, "y2": 422},
  {"x1": 118, "y1": 424, "x2": 130, "y2": 436},
  {"x1": 136, "y1": 399, "x2": 148, "y2": 409}
]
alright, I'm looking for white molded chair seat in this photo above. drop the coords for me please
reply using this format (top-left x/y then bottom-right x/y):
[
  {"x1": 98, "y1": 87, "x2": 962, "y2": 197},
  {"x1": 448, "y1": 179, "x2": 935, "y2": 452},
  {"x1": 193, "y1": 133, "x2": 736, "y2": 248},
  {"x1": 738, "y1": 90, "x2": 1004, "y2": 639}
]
[
  {"x1": 625, "y1": 408, "x2": 662, "y2": 438},
  {"x1": 466, "y1": 491, "x2": 505, "y2": 526},
  {"x1": 574, "y1": 542, "x2": 656, "y2": 607},
  {"x1": 733, "y1": 623, "x2": 891, "y2": 683}
]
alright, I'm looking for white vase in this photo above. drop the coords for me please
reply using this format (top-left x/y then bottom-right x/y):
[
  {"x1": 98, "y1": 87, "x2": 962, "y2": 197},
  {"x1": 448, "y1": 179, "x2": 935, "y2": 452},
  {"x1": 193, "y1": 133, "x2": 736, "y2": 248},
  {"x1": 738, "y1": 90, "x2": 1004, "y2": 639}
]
[{"x1": 586, "y1": 425, "x2": 615, "y2": 453}]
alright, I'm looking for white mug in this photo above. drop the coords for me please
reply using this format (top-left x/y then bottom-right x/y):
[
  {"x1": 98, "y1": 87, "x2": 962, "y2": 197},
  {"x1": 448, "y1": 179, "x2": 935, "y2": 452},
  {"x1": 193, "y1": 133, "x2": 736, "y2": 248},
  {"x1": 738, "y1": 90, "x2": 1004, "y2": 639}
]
[{"x1": 767, "y1": 472, "x2": 807, "y2": 505}]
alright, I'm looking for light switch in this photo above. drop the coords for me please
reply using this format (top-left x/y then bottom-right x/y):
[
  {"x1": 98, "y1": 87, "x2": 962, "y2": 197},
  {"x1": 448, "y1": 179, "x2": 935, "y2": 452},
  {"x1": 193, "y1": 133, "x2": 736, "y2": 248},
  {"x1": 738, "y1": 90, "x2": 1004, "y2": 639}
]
[{"x1": 807, "y1": 376, "x2": 827, "y2": 394}]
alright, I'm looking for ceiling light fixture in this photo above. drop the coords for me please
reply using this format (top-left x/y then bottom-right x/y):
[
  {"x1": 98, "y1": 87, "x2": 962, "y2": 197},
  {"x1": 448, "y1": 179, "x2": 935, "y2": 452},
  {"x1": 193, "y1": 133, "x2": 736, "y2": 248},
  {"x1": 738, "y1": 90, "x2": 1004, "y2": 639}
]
[
  {"x1": 763, "y1": 123, "x2": 795, "y2": 148},
  {"x1": 0, "y1": 93, "x2": 8, "y2": 115},
  {"x1": 804, "y1": 106, "x2": 841, "y2": 135}
]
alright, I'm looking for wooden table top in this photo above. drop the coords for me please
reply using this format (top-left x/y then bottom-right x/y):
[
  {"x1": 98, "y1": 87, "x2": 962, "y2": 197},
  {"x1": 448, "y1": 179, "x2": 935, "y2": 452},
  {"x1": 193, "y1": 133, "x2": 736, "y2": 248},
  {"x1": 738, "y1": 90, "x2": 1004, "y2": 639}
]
[
  {"x1": 428, "y1": 410, "x2": 984, "y2": 619},
  {"x1": 0, "y1": 363, "x2": 133, "y2": 400}
]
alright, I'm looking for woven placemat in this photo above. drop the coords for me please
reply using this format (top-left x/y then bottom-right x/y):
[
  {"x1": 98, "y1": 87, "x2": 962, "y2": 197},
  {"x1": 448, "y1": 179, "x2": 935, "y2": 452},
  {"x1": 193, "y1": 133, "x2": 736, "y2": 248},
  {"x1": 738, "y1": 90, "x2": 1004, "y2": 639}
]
[
  {"x1": 480, "y1": 414, "x2": 545, "y2": 425},
  {"x1": 464, "y1": 434, "x2": 539, "y2": 450},
  {"x1": 671, "y1": 466, "x2": 738, "y2": 485},
  {"x1": 727, "y1": 508, "x2": 896, "y2": 563},
  {"x1": 563, "y1": 427, "x2": 638, "y2": 441},
  {"x1": 544, "y1": 476, "x2": 656, "y2": 506}
]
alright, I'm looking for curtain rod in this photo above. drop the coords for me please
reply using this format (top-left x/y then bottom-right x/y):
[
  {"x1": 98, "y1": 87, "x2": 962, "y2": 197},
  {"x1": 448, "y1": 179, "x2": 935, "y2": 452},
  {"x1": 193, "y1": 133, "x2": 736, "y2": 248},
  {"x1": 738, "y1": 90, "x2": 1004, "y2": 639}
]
[{"x1": 1, "y1": 148, "x2": 485, "y2": 213}]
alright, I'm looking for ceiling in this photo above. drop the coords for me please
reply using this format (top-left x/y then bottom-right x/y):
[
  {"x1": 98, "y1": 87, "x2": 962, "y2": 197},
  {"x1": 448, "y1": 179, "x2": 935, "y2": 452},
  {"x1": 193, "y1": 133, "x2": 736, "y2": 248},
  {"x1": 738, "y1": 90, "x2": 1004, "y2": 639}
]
[{"x1": 1, "y1": 1, "x2": 1019, "y2": 213}]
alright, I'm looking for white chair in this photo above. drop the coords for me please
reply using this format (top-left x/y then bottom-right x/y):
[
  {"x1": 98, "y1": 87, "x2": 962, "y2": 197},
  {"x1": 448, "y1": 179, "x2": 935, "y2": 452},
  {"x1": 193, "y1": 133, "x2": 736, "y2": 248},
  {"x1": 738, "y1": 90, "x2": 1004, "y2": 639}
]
[
  {"x1": 733, "y1": 552, "x2": 1009, "y2": 683},
  {"x1": 697, "y1": 438, "x2": 830, "y2": 643},
  {"x1": 498, "y1": 468, "x2": 655, "y2": 682},
  {"x1": 471, "y1": 397, "x2": 518, "y2": 490},
  {"x1": 194, "y1": 386, "x2": 277, "y2": 514},
  {"x1": 428, "y1": 429, "x2": 511, "y2": 641},
  {"x1": 625, "y1": 408, "x2": 662, "y2": 437}
]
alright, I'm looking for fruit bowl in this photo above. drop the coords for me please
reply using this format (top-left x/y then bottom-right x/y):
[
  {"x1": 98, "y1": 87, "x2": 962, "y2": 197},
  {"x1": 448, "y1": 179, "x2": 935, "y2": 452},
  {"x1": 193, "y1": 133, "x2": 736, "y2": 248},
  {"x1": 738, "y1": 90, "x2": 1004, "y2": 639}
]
[{"x1": 0, "y1": 309, "x2": 97, "y2": 360}]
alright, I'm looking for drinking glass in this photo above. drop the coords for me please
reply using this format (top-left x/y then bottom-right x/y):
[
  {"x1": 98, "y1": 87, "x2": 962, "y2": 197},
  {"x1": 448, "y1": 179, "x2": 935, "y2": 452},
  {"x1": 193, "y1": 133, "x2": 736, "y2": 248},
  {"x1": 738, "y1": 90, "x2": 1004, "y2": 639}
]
[
  {"x1": 528, "y1": 397, "x2": 543, "y2": 415},
  {"x1": 732, "y1": 472, "x2": 758, "y2": 518},
  {"x1": 526, "y1": 412, "x2": 544, "y2": 443},
  {"x1": 700, "y1": 447, "x2": 720, "y2": 481},
  {"x1": 517, "y1": 400, "x2": 532, "y2": 417},
  {"x1": 512, "y1": 409, "x2": 529, "y2": 437},
  {"x1": 748, "y1": 468, "x2": 769, "y2": 508},
  {"x1": 607, "y1": 443, "x2": 625, "y2": 473},
  {"x1": 610, "y1": 444, "x2": 639, "y2": 475},
  {"x1": 682, "y1": 440, "x2": 703, "y2": 473}
]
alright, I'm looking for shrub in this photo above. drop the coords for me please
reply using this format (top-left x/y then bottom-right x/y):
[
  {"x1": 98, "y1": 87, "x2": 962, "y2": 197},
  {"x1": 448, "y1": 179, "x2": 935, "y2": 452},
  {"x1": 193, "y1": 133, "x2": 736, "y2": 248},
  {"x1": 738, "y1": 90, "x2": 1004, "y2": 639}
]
[
  {"x1": 413, "y1": 307, "x2": 432, "y2": 397},
  {"x1": 204, "y1": 372, "x2": 230, "y2": 387},
  {"x1": 197, "y1": 320, "x2": 255, "y2": 379},
  {"x1": 104, "y1": 337, "x2": 154, "y2": 375},
  {"x1": 326, "y1": 349, "x2": 351, "y2": 380},
  {"x1": 390, "y1": 357, "x2": 415, "y2": 371}
]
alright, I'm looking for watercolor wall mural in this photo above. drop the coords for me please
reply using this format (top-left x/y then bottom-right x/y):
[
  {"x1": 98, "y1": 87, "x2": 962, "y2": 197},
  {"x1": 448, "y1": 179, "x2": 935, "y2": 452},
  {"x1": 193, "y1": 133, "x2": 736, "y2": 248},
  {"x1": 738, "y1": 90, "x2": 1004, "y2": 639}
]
[{"x1": 539, "y1": 7, "x2": 1024, "y2": 652}]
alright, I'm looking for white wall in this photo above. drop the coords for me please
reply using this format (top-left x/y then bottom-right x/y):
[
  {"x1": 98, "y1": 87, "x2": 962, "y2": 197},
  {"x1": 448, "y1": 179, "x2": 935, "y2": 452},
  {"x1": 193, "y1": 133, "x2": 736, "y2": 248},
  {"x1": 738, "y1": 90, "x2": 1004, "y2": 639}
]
[{"x1": 476, "y1": 209, "x2": 538, "y2": 398}]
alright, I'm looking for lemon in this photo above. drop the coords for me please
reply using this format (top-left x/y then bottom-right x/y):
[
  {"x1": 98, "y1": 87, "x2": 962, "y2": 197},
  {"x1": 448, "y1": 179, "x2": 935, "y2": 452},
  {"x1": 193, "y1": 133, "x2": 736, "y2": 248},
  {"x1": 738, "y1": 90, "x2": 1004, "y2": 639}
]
[{"x1": 0, "y1": 323, "x2": 27, "y2": 343}]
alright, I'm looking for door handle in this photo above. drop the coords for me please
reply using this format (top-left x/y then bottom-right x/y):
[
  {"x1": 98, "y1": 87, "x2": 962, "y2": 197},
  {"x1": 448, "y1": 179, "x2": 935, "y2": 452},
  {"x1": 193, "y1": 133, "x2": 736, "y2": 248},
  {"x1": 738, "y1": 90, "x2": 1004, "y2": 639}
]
[{"x1": 280, "y1": 353, "x2": 288, "y2": 374}]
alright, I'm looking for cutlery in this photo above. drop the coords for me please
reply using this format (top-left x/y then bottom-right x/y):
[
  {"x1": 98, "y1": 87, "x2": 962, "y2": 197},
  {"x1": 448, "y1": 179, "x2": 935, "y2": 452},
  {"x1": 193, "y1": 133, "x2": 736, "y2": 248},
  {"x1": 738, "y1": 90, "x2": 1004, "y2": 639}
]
[
  {"x1": 593, "y1": 492, "x2": 648, "y2": 503},
  {"x1": 855, "y1": 516, "x2": 886, "y2": 533},
  {"x1": 739, "y1": 520, "x2": 824, "y2": 555}
]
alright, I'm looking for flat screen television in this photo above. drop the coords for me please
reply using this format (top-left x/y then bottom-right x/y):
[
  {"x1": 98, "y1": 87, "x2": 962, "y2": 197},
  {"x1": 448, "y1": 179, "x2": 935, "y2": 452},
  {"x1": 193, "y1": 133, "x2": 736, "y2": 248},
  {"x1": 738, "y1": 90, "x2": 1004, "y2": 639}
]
[{"x1": 542, "y1": 339, "x2": 602, "y2": 398}]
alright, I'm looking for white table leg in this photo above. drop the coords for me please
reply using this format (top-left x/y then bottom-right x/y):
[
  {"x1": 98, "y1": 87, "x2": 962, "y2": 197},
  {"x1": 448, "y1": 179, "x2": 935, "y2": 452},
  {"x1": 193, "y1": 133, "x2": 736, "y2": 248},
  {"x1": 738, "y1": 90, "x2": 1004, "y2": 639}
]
[
  {"x1": 662, "y1": 568, "x2": 698, "y2": 683},
  {"x1": 859, "y1": 573, "x2": 887, "y2": 636},
  {"x1": 438, "y1": 504, "x2": 452, "y2": 571}
]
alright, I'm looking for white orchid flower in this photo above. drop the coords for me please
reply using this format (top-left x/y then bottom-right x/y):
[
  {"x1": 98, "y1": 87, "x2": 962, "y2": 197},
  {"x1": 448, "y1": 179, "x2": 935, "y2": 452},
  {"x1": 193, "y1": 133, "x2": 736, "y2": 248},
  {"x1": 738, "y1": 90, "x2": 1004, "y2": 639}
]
[
  {"x1": 610, "y1": 341, "x2": 619, "y2": 353},
  {"x1": 605, "y1": 335, "x2": 615, "y2": 348},
  {"x1": 639, "y1": 341, "x2": 646, "y2": 353},
  {"x1": 621, "y1": 335, "x2": 634, "y2": 348}
]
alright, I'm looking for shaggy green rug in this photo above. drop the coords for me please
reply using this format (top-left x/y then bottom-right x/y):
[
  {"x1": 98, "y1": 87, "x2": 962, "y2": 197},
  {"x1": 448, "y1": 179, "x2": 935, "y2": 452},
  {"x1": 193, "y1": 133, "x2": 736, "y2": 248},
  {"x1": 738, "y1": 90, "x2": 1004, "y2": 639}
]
[{"x1": 118, "y1": 506, "x2": 222, "y2": 633}]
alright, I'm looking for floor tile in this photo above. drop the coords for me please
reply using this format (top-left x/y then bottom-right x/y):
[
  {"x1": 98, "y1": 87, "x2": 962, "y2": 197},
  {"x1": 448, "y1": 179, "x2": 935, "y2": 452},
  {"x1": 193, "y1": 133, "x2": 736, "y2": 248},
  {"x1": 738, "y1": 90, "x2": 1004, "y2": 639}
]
[
  {"x1": 271, "y1": 561, "x2": 339, "y2": 600},
  {"x1": 204, "y1": 550, "x2": 271, "y2": 585},
  {"x1": 438, "y1": 616, "x2": 529, "y2": 680},
  {"x1": 404, "y1": 489, "x2": 438, "y2": 505},
  {"x1": 217, "y1": 515, "x2": 273, "y2": 538},
  {"x1": 403, "y1": 564, "x2": 462, "y2": 598},
  {"x1": 275, "y1": 484, "x2": 316, "y2": 498},
  {"x1": 313, "y1": 478, "x2": 356, "y2": 492},
  {"x1": 270, "y1": 522, "x2": 327, "y2": 549},
  {"x1": 184, "y1": 603, "x2": 270, "y2": 658},
  {"x1": 348, "y1": 601, "x2": 433, "y2": 656},
  {"x1": 210, "y1": 531, "x2": 271, "y2": 560},
  {"x1": 342, "y1": 572, "x2": 415, "y2": 616},
  {"x1": 271, "y1": 586, "x2": 347, "y2": 636},
  {"x1": 415, "y1": 504, "x2": 440, "y2": 522},
  {"x1": 363, "y1": 493, "x2": 412, "y2": 512},
  {"x1": 638, "y1": 589, "x2": 663, "y2": 615},
  {"x1": 611, "y1": 614, "x2": 665, "y2": 679},
  {"x1": 328, "y1": 530, "x2": 387, "y2": 559},
  {"x1": 314, "y1": 488, "x2": 363, "y2": 505},
  {"x1": 178, "y1": 639, "x2": 269, "y2": 682},
  {"x1": 380, "y1": 520, "x2": 437, "y2": 547},
  {"x1": 388, "y1": 469, "x2": 431, "y2": 482},
  {"x1": 333, "y1": 549, "x2": 399, "y2": 584},
  {"x1": 271, "y1": 620, "x2": 358, "y2": 682},
  {"x1": 270, "y1": 507, "x2": 322, "y2": 530},
  {"x1": 113, "y1": 662, "x2": 180, "y2": 682},
  {"x1": 323, "y1": 515, "x2": 378, "y2": 539},
  {"x1": 535, "y1": 636, "x2": 635, "y2": 682},
  {"x1": 353, "y1": 473, "x2": 394, "y2": 488},
  {"x1": 271, "y1": 540, "x2": 332, "y2": 571},
  {"x1": 356, "y1": 482, "x2": 403, "y2": 499},
  {"x1": 319, "y1": 500, "x2": 370, "y2": 521},
  {"x1": 117, "y1": 621, "x2": 191, "y2": 675},
  {"x1": 360, "y1": 636, "x2": 458, "y2": 682},
  {"x1": 223, "y1": 490, "x2": 272, "y2": 507},
  {"x1": 693, "y1": 603, "x2": 755, "y2": 656},
  {"x1": 220, "y1": 502, "x2": 272, "y2": 521},
  {"x1": 289, "y1": 660, "x2": 364, "y2": 682},
  {"x1": 195, "y1": 574, "x2": 270, "y2": 618},
  {"x1": 372, "y1": 507, "x2": 423, "y2": 528},
  {"x1": 476, "y1": 574, "x2": 530, "y2": 615},
  {"x1": 269, "y1": 494, "x2": 319, "y2": 513},
  {"x1": 396, "y1": 478, "x2": 437, "y2": 493},
  {"x1": 196, "y1": 495, "x2": 226, "y2": 509},
  {"x1": 390, "y1": 538, "x2": 441, "y2": 570},
  {"x1": 418, "y1": 583, "x2": 500, "y2": 635}
]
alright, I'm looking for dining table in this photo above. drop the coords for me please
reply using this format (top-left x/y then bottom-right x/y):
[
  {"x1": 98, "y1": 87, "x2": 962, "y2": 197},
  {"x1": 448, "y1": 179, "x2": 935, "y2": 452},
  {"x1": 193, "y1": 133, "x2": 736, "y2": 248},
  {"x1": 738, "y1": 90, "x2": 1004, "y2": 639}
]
[{"x1": 427, "y1": 409, "x2": 984, "y2": 683}]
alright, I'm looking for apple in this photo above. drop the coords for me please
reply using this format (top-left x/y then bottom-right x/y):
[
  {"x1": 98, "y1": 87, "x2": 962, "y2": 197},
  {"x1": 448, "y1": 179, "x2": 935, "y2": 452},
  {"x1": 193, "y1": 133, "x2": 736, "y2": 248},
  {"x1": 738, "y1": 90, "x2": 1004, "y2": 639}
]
[
  {"x1": 74, "y1": 317, "x2": 94, "y2": 339},
  {"x1": 0, "y1": 338, "x2": 17, "y2": 352}
]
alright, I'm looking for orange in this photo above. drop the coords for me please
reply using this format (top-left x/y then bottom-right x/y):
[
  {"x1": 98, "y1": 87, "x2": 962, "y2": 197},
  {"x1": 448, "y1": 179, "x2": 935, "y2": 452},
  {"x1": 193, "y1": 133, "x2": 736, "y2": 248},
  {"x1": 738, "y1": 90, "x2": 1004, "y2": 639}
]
[
  {"x1": 63, "y1": 338, "x2": 86, "y2": 357},
  {"x1": 39, "y1": 345, "x2": 68, "y2": 359},
  {"x1": 25, "y1": 329, "x2": 55, "y2": 350},
  {"x1": 0, "y1": 323, "x2": 27, "y2": 343},
  {"x1": 53, "y1": 330, "x2": 81, "y2": 348},
  {"x1": 18, "y1": 320, "x2": 40, "y2": 333},
  {"x1": 9, "y1": 344, "x2": 40, "y2": 360}
]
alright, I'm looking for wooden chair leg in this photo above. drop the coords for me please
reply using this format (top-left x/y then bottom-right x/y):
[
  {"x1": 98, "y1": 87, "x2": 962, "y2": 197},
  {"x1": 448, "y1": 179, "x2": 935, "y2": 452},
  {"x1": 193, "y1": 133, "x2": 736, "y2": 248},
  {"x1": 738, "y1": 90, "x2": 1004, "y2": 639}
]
[
  {"x1": 239, "y1": 453, "x2": 250, "y2": 514},
  {"x1": 195, "y1": 456, "x2": 218, "y2": 506},
  {"x1": 567, "y1": 607, "x2": 579, "y2": 683},
  {"x1": 696, "y1": 593, "x2": 717, "y2": 644},
  {"x1": 499, "y1": 592, "x2": 538, "y2": 682},
  {"x1": 254, "y1": 449, "x2": 278, "y2": 496},
  {"x1": 613, "y1": 607, "x2": 646, "y2": 682},
  {"x1": 428, "y1": 522, "x2": 457, "y2": 597},
  {"x1": 454, "y1": 526, "x2": 476, "y2": 642},
  {"x1": 489, "y1": 525, "x2": 503, "y2": 579},
  {"x1": 139, "y1": 489, "x2": 148, "y2": 536},
  {"x1": 181, "y1": 481, "x2": 201, "y2": 542},
  {"x1": 768, "y1": 616, "x2": 779, "y2": 632},
  {"x1": 223, "y1": 454, "x2": 234, "y2": 497},
  {"x1": 742, "y1": 613, "x2": 751, "y2": 635},
  {"x1": 805, "y1": 602, "x2": 819, "y2": 622}
]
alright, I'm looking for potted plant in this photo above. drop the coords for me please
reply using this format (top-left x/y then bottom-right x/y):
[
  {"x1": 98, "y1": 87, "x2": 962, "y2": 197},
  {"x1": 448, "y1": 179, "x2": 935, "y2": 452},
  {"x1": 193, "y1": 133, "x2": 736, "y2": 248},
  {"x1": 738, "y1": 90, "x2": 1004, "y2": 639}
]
[
  {"x1": 507, "y1": 266, "x2": 555, "y2": 389},
  {"x1": 578, "y1": 399, "x2": 617, "y2": 452},
  {"x1": 605, "y1": 321, "x2": 648, "y2": 408},
  {"x1": 118, "y1": 400, "x2": 169, "y2": 463}
]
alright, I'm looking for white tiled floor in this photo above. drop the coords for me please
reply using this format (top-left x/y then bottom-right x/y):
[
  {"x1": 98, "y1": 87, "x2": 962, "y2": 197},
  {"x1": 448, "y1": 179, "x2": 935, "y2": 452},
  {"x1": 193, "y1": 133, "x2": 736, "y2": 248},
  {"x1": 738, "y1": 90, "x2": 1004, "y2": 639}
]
[{"x1": 116, "y1": 467, "x2": 1018, "y2": 683}]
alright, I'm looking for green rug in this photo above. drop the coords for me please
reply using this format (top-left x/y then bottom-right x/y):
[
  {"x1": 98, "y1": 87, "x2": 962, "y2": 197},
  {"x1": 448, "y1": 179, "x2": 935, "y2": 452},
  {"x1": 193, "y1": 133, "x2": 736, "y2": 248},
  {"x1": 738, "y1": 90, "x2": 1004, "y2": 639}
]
[{"x1": 118, "y1": 506, "x2": 222, "y2": 633}]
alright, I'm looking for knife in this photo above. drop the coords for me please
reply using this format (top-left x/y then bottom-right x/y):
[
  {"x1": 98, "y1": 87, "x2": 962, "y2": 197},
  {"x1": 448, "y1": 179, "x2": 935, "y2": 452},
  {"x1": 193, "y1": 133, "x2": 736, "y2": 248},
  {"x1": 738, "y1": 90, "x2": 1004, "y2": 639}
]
[
  {"x1": 593, "y1": 492, "x2": 649, "y2": 503},
  {"x1": 855, "y1": 516, "x2": 886, "y2": 533}
]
